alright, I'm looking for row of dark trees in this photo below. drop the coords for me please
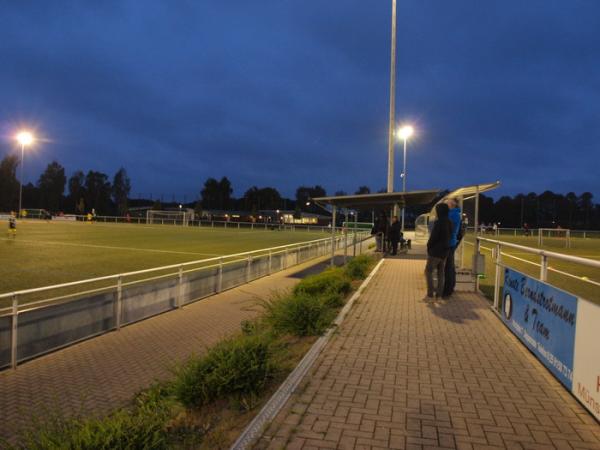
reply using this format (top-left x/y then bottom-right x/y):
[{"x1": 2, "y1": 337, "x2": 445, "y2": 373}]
[
  {"x1": 196, "y1": 176, "x2": 328, "y2": 215},
  {"x1": 462, "y1": 191, "x2": 599, "y2": 229},
  {"x1": 1, "y1": 153, "x2": 599, "y2": 229},
  {"x1": 0, "y1": 155, "x2": 131, "y2": 215}
]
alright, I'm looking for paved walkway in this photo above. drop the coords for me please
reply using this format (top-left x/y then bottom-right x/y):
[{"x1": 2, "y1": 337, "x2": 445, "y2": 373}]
[
  {"x1": 0, "y1": 255, "x2": 338, "y2": 444},
  {"x1": 256, "y1": 259, "x2": 600, "y2": 450}
]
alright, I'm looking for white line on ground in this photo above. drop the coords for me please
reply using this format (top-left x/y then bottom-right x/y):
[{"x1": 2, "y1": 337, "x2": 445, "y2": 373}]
[
  {"x1": 0, "y1": 238, "x2": 222, "y2": 257},
  {"x1": 14, "y1": 220, "x2": 327, "y2": 235}
]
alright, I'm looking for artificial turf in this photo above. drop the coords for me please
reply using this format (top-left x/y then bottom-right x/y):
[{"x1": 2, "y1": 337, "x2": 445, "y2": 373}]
[{"x1": 0, "y1": 220, "x2": 331, "y2": 301}]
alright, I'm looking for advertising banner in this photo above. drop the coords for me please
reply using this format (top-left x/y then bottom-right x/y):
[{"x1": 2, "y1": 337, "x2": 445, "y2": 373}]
[
  {"x1": 501, "y1": 268, "x2": 578, "y2": 389},
  {"x1": 572, "y1": 299, "x2": 600, "y2": 421}
]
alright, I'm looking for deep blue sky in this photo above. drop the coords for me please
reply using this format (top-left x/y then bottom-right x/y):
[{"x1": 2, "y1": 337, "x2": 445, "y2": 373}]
[{"x1": 1, "y1": 1, "x2": 599, "y2": 201}]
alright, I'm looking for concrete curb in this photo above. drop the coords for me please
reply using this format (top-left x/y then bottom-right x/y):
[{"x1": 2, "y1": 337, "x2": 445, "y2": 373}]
[{"x1": 230, "y1": 258, "x2": 385, "y2": 450}]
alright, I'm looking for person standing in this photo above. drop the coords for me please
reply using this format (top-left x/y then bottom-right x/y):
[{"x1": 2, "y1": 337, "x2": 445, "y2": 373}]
[
  {"x1": 388, "y1": 216, "x2": 401, "y2": 255},
  {"x1": 425, "y1": 203, "x2": 452, "y2": 298},
  {"x1": 443, "y1": 198, "x2": 462, "y2": 298}
]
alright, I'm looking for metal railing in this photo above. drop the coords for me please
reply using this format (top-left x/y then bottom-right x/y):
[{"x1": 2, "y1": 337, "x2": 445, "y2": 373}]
[
  {"x1": 19, "y1": 213, "x2": 336, "y2": 233},
  {"x1": 473, "y1": 237, "x2": 600, "y2": 311},
  {"x1": 467, "y1": 227, "x2": 600, "y2": 239},
  {"x1": 0, "y1": 231, "x2": 372, "y2": 370}
]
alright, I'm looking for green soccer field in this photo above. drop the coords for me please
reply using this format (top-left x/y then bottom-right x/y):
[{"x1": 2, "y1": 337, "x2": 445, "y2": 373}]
[
  {"x1": 0, "y1": 220, "x2": 331, "y2": 300},
  {"x1": 462, "y1": 234, "x2": 600, "y2": 303}
]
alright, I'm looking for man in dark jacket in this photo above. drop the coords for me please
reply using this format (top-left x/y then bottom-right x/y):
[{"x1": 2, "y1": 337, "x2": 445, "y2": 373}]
[
  {"x1": 388, "y1": 216, "x2": 402, "y2": 255},
  {"x1": 425, "y1": 203, "x2": 452, "y2": 298}
]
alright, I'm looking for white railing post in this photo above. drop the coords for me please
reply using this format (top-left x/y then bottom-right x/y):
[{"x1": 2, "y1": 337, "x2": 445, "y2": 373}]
[
  {"x1": 217, "y1": 258, "x2": 223, "y2": 292},
  {"x1": 540, "y1": 255, "x2": 548, "y2": 281},
  {"x1": 474, "y1": 238, "x2": 481, "y2": 293},
  {"x1": 344, "y1": 228, "x2": 348, "y2": 263},
  {"x1": 246, "y1": 255, "x2": 252, "y2": 282},
  {"x1": 268, "y1": 250, "x2": 272, "y2": 275},
  {"x1": 177, "y1": 265, "x2": 184, "y2": 308},
  {"x1": 11, "y1": 294, "x2": 18, "y2": 369},
  {"x1": 493, "y1": 243, "x2": 502, "y2": 311},
  {"x1": 115, "y1": 275, "x2": 122, "y2": 330}
]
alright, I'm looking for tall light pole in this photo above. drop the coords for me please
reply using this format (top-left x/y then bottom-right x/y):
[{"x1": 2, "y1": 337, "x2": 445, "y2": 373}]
[
  {"x1": 386, "y1": 0, "x2": 397, "y2": 199},
  {"x1": 15, "y1": 131, "x2": 34, "y2": 217},
  {"x1": 397, "y1": 125, "x2": 414, "y2": 231}
]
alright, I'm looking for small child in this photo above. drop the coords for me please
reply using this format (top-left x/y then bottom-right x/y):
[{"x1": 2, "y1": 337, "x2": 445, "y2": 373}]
[{"x1": 8, "y1": 213, "x2": 17, "y2": 237}]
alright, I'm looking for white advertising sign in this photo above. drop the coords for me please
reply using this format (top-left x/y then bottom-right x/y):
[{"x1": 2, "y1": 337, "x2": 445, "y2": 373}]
[{"x1": 572, "y1": 298, "x2": 600, "y2": 421}]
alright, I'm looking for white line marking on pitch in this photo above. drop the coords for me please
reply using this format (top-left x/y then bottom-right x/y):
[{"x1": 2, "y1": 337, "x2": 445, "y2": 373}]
[{"x1": 0, "y1": 238, "x2": 222, "y2": 257}]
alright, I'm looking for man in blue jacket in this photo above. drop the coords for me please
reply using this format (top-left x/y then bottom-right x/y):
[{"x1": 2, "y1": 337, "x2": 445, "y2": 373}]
[{"x1": 443, "y1": 198, "x2": 462, "y2": 298}]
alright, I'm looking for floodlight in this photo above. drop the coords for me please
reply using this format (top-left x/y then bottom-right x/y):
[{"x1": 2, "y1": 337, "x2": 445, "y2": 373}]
[
  {"x1": 397, "y1": 125, "x2": 414, "y2": 140},
  {"x1": 16, "y1": 131, "x2": 34, "y2": 146}
]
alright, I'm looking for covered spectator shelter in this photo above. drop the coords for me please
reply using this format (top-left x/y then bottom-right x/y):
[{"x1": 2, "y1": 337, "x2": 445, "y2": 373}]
[{"x1": 313, "y1": 190, "x2": 441, "y2": 265}]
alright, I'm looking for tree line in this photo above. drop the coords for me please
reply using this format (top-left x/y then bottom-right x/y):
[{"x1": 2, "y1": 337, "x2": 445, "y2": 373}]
[
  {"x1": 1, "y1": 154, "x2": 599, "y2": 229},
  {"x1": 461, "y1": 191, "x2": 599, "y2": 230},
  {"x1": 0, "y1": 155, "x2": 130, "y2": 215}
]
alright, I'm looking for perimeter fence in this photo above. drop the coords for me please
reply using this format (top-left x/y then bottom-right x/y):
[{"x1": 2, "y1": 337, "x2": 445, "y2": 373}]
[
  {"x1": 469, "y1": 227, "x2": 600, "y2": 239},
  {"x1": 16, "y1": 214, "x2": 336, "y2": 233},
  {"x1": 0, "y1": 231, "x2": 372, "y2": 370}
]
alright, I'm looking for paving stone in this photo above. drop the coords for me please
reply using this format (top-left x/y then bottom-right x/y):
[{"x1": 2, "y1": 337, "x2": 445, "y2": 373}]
[
  {"x1": 255, "y1": 259, "x2": 600, "y2": 450},
  {"x1": 0, "y1": 256, "x2": 335, "y2": 443}
]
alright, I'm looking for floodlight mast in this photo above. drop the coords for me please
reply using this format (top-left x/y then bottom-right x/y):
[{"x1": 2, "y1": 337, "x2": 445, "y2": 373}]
[
  {"x1": 16, "y1": 131, "x2": 34, "y2": 217},
  {"x1": 386, "y1": 0, "x2": 397, "y2": 211}
]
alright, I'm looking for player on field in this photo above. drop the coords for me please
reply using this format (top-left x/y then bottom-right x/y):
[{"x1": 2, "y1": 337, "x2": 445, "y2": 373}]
[{"x1": 7, "y1": 212, "x2": 17, "y2": 237}]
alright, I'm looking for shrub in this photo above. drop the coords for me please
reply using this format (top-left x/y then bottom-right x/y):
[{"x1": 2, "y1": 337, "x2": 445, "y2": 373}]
[
  {"x1": 174, "y1": 334, "x2": 275, "y2": 409},
  {"x1": 17, "y1": 390, "x2": 172, "y2": 450},
  {"x1": 343, "y1": 255, "x2": 373, "y2": 280},
  {"x1": 263, "y1": 292, "x2": 336, "y2": 337},
  {"x1": 293, "y1": 268, "x2": 351, "y2": 299}
]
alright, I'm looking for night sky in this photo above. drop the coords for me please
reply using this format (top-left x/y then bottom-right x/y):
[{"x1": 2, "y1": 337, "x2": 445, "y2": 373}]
[{"x1": 1, "y1": 1, "x2": 599, "y2": 201}]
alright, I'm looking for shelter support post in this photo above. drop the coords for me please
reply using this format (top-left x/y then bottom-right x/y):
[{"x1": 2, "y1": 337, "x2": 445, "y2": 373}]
[
  {"x1": 331, "y1": 206, "x2": 337, "y2": 267},
  {"x1": 459, "y1": 195, "x2": 465, "y2": 268},
  {"x1": 353, "y1": 211, "x2": 358, "y2": 256}
]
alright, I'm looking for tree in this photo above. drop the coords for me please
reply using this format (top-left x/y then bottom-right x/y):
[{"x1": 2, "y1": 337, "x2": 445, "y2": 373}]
[
  {"x1": 243, "y1": 186, "x2": 260, "y2": 213},
  {"x1": 579, "y1": 192, "x2": 594, "y2": 228},
  {"x1": 243, "y1": 186, "x2": 282, "y2": 212},
  {"x1": 257, "y1": 187, "x2": 281, "y2": 210},
  {"x1": 218, "y1": 177, "x2": 233, "y2": 209},
  {"x1": 355, "y1": 186, "x2": 371, "y2": 195},
  {"x1": 68, "y1": 171, "x2": 86, "y2": 214},
  {"x1": 112, "y1": 168, "x2": 131, "y2": 215},
  {"x1": 84, "y1": 171, "x2": 112, "y2": 214},
  {"x1": 334, "y1": 190, "x2": 347, "y2": 197},
  {"x1": 201, "y1": 178, "x2": 220, "y2": 209},
  {"x1": 0, "y1": 154, "x2": 20, "y2": 212},
  {"x1": 38, "y1": 161, "x2": 66, "y2": 212},
  {"x1": 201, "y1": 177, "x2": 233, "y2": 210},
  {"x1": 295, "y1": 185, "x2": 326, "y2": 213}
]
